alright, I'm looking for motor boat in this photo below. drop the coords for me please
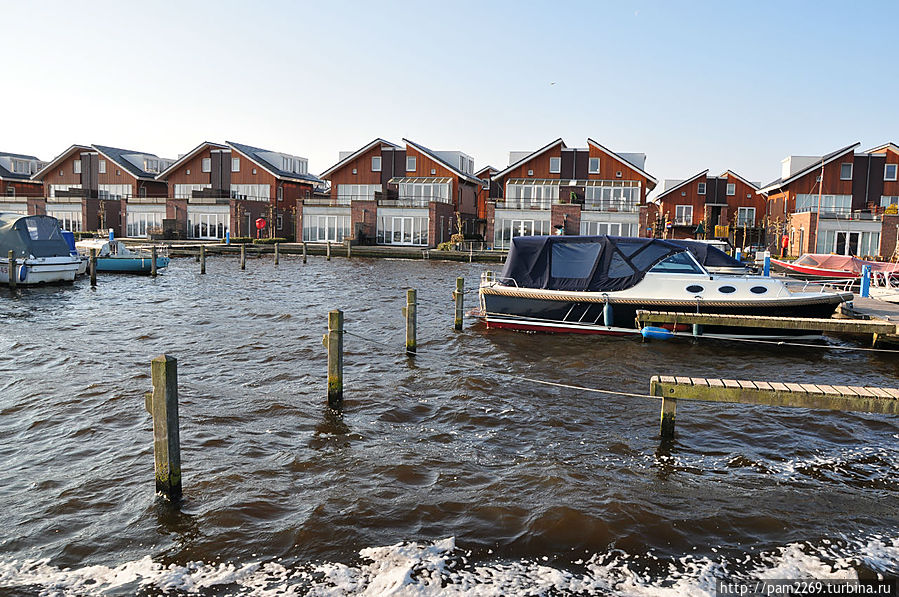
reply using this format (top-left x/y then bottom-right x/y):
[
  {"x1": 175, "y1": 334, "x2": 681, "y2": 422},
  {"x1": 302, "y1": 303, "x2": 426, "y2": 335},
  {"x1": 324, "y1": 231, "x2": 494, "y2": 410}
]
[
  {"x1": 75, "y1": 239, "x2": 169, "y2": 274},
  {"x1": 477, "y1": 236, "x2": 853, "y2": 337},
  {"x1": 60, "y1": 230, "x2": 89, "y2": 276},
  {"x1": 770, "y1": 253, "x2": 899, "y2": 280},
  {"x1": 0, "y1": 213, "x2": 82, "y2": 286}
]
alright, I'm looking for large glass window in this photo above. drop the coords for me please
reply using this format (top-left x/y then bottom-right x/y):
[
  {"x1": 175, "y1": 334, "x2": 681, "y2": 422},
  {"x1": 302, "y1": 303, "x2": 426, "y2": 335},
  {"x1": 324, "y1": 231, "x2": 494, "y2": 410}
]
[
  {"x1": 584, "y1": 183, "x2": 639, "y2": 211},
  {"x1": 376, "y1": 215, "x2": 428, "y2": 245},
  {"x1": 304, "y1": 215, "x2": 351, "y2": 242},
  {"x1": 505, "y1": 182, "x2": 558, "y2": 209},
  {"x1": 46, "y1": 210, "x2": 82, "y2": 232},
  {"x1": 795, "y1": 194, "x2": 851, "y2": 214},
  {"x1": 493, "y1": 217, "x2": 551, "y2": 249},
  {"x1": 580, "y1": 221, "x2": 637, "y2": 236},
  {"x1": 188, "y1": 212, "x2": 229, "y2": 239},
  {"x1": 397, "y1": 182, "x2": 450, "y2": 205},
  {"x1": 337, "y1": 184, "x2": 382, "y2": 204},
  {"x1": 126, "y1": 211, "x2": 164, "y2": 237}
]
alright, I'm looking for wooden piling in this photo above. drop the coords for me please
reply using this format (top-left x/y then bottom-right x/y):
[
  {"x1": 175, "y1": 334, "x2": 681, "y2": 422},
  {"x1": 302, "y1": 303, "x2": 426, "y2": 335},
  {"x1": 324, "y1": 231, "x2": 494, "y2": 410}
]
[
  {"x1": 302, "y1": 242, "x2": 307, "y2": 264},
  {"x1": 146, "y1": 354, "x2": 182, "y2": 500},
  {"x1": 90, "y1": 248, "x2": 97, "y2": 287},
  {"x1": 346, "y1": 239, "x2": 351, "y2": 259},
  {"x1": 151, "y1": 245, "x2": 158, "y2": 277},
  {"x1": 405, "y1": 288, "x2": 417, "y2": 354},
  {"x1": 7, "y1": 249, "x2": 15, "y2": 289},
  {"x1": 326, "y1": 309, "x2": 343, "y2": 409},
  {"x1": 454, "y1": 277, "x2": 464, "y2": 330},
  {"x1": 274, "y1": 242, "x2": 280, "y2": 265},
  {"x1": 327, "y1": 241, "x2": 331, "y2": 261},
  {"x1": 650, "y1": 377, "x2": 677, "y2": 438},
  {"x1": 240, "y1": 244, "x2": 246, "y2": 270},
  {"x1": 200, "y1": 245, "x2": 206, "y2": 274}
]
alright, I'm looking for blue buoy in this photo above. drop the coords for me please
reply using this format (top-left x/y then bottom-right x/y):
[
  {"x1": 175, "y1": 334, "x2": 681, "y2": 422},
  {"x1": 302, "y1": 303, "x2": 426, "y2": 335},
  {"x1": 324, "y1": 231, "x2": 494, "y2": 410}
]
[
  {"x1": 861, "y1": 265, "x2": 871, "y2": 298},
  {"x1": 641, "y1": 326, "x2": 673, "y2": 340},
  {"x1": 603, "y1": 301, "x2": 614, "y2": 327}
]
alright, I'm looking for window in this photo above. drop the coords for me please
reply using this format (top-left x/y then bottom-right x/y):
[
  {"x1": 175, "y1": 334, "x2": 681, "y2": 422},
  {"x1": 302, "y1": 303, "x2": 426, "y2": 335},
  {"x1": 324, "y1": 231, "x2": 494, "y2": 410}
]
[
  {"x1": 73, "y1": 160, "x2": 81, "y2": 174},
  {"x1": 796, "y1": 194, "x2": 852, "y2": 214},
  {"x1": 406, "y1": 156, "x2": 416, "y2": 172},
  {"x1": 99, "y1": 160, "x2": 106, "y2": 174},
  {"x1": 736, "y1": 207, "x2": 756, "y2": 227},
  {"x1": 372, "y1": 156, "x2": 381, "y2": 172},
  {"x1": 648, "y1": 252, "x2": 704, "y2": 275},
  {"x1": 697, "y1": 182, "x2": 706, "y2": 195},
  {"x1": 840, "y1": 163, "x2": 852, "y2": 180},
  {"x1": 277, "y1": 186, "x2": 283, "y2": 201},
  {"x1": 675, "y1": 205, "x2": 692, "y2": 225},
  {"x1": 726, "y1": 183, "x2": 735, "y2": 196},
  {"x1": 337, "y1": 184, "x2": 382, "y2": 203},
  {"x1": 277, "y1": 215, "x2": 283, "y2": 230},
  {"x1": 584, "y1": 183, "x2": 640, "y2": 212},
  {"x1": 202, "y1": 158, "x2": 211, "y2": 173},
  {"x1": 232, "y1": 158, "x2": 240, "y2": 172},
  {"x1": 7, "y1": 185, "x2": 15, "y2": 196},
  {"x1": 886, "y1": 164, "x2": 898, "y2": 181},
  {"x1": 549, "y1": 157, "x2": 561, "y2": 174},
  {"x1": 397, "y1": 181, "x2": 451, "y2": 205},
  {"x1": 505, "y1": 182, "x2": 559, "y2": 209},
  {"x1": 588, "y1": 157, "x2": 600, "y2": 174},
  {"x1": 12, "y1": 160, "x2": 30, "y2": 174}
]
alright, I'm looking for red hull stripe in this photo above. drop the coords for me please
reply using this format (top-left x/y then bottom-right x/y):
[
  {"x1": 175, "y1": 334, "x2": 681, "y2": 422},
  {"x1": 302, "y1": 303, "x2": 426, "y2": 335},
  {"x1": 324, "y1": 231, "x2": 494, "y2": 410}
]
[{"x1": 485, "y1": 318, "x2": 635, "y2": 336}]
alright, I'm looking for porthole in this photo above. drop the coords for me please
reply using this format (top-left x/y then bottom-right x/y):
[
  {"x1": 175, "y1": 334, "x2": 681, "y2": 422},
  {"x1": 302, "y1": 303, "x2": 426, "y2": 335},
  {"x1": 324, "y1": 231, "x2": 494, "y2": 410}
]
[
  {"x1": 750, "y1": 286, "x2": 768, "y2": 294},
  {"x1": 686, "y1": 285, "x2": 704, "y2": 293},
  {"x1": 718, "y1": 285, "x2": 736, "y2": 294}
]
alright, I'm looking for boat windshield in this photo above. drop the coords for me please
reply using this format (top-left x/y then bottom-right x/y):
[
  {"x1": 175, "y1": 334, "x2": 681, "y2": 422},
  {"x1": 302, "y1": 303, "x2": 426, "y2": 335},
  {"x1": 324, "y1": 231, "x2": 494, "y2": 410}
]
[
  {"x1": 648, "y1": 251, "x2": 705, "y2": 275},
  {"x1": 25, "y1": 217, "x2": 63, "y2": 241}
]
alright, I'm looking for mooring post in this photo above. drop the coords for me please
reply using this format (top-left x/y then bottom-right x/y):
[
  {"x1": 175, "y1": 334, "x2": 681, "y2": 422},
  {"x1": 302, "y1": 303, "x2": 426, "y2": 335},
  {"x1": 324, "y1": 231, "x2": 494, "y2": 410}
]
[
  {"x1": 650, "y1": 377, "x2": 676, "y2": 439},
  {"x1": 302, "y1": 242, "x2": 307, "y2": 264},
  {"x1": 763, "y1": 253, "x2": 771, "y2": 277},
  {"x1": 240, "y1": 243, "x2": 246, "y2": 270},
  {"x1": 7, "y1": 249, "x2": 15, "y2": 289},
  {"x1": 453, "y1": 277, "x2": 464, "y2": 330},
  {"x1": 692, "y1": 323, "x2": 703, "y2": 338},
  {"x1": 146, "y1": 354, "x2": 182, "y2": 500},
  {"x1": 274, "y1": 242, "x2": 280, "y2": 265},
  {"x1": 861, "y1": 265, "x2": 871, "y2": 298},
  {"x1": 151, "y1": 245, "x2": 158, "y2": 277},
  {"x1": 200, "y1": 245, "x2": 206, "y2": 275},
  {"x1": 326, "y1": 309, "x2": 343, "y2": 409},
  {"x1": 90, "y1": 248, "x2": 97, "y2": 287},
  {"x1": 327, "y1": 241, "x2": 331, "y2": 261},
  {"x1": 404, "y1": 288, "x2": 417, "y2": 354},
  {"x1": 346, "y1": 238, "x2": 352, "y2": 259}
]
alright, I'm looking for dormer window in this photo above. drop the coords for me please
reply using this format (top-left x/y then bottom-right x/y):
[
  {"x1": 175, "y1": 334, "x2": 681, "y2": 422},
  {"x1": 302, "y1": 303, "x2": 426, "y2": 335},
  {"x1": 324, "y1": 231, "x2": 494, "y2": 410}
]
[{"x1": 144, "y1": 158, "x2": 158, "y2": 173}]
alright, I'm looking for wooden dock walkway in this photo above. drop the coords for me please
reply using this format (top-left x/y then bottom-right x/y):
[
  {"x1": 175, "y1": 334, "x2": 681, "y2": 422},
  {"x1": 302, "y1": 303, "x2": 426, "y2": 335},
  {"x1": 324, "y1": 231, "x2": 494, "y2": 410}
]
[
  {"x1": 649, "y1": 375, "x2": 899, "y2": 438},
  {"x1": 635, "y1": 309, "x2": 897, "y2": 335}
]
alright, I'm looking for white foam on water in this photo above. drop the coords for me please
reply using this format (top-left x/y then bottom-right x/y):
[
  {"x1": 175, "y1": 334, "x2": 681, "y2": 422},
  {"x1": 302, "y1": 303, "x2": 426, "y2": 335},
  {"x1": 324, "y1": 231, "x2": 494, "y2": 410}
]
[{"x1": 1, "y1": 535, "x2": 897, "y2": 596}]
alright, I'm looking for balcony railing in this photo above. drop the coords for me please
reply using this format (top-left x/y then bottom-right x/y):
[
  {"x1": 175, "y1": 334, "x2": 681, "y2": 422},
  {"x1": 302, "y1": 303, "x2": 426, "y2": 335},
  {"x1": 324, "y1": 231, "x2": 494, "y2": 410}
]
[
  {"x1": 582, "y1": 200, "x2": 640, "y2": 213},
  {"x1": 303, "y1": 197, "x2": 352, "y2": 206},
  {"x1": 379, "y1": 195, "x2": 451, "y2": 208},
  {"x1": 494, "y1": 199, "x2": 554, "y2": 210}
]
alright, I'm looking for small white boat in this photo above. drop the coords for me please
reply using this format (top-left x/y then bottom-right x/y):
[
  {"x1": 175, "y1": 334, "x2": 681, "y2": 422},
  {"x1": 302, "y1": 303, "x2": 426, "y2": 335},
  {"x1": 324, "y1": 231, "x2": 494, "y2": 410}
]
[
  {"x1": 75, "y1": 239, "x2": 170, "y2": 274},
  {"x1": 0, "y1": 213, "x2": 81, "y2": 286},
  {"x1": 868, "y1": 271, "x2": 899, "y2": 303}
]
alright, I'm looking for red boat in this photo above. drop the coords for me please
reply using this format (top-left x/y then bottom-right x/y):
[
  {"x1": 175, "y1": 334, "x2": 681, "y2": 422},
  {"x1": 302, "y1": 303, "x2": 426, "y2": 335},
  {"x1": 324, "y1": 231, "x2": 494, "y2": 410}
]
[{"x1": 770, "y1": 253, "x2": 899, "y2": 279}]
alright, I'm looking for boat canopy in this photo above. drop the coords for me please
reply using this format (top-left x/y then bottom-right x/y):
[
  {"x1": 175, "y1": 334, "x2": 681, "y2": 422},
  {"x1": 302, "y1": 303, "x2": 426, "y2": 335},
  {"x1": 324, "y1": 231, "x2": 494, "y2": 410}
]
[
  {"x1": 0, "y1": 213, "x2": 72, "y2": 259},
  {"x1": 793, "y1": 253, "x2": 899, "y2": 274},
  {"x1": 500, "y1": 235, "x2": 695, "y2": 292},
  {"x1": 667, "y1": 240, "x2": 744, "y2": 270}
]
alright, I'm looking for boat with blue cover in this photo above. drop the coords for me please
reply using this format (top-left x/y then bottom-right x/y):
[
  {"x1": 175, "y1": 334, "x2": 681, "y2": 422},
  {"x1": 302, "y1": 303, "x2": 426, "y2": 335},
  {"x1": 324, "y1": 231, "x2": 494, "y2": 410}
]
[
  {"x1": 0, "y1": 213, "x2": 82, "y2": 285},
  {"x1": 478, "y1": 235, "x2": 853, "y2": 338},
  {"x1": 75, "y1": 239, "x2": 169, "y2": 274}
]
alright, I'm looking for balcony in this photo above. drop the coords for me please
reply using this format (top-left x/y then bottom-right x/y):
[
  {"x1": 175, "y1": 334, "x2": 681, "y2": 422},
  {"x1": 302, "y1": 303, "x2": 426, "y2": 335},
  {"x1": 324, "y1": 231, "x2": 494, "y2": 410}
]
[
  {"x1": 582, "y1": 199, "x2": 640, "y2": 213},
  {"x1": 303, "y1": 196, "x2": 353, "y2": 207},
  {"x1": 378, "y1": 195, "x2": 451, "y2": 208},
  {"x1": 494, "y1": 198, "x2": 554, "y2": 210}
]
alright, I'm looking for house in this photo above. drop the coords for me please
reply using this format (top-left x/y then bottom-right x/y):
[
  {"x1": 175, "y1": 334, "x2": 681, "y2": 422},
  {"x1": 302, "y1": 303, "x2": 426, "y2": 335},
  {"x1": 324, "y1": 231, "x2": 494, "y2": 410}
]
[
  {"x1": 653, "y1": 170, "x2": 767, "y2": 243},
  {"x1": 0, "y1": 152, "x2": 45, "y2": 215},
  {"x1": 31, "y1": 144, "x2": 171, "y2": 235},
  {"x1": 316, "y1": 138, "x2": 482, "y2": 247},
  {"x1": 474, "y1": 165, "x2": 497, "y2": 234},
  {"x1": 486, "y1": 138, "x2": 657, "y2": 248},
  {"x1": 157, "y1": 141, "x2": 322, "y2": 240},
  {"x1": 758, "y1": 142, "x2": 899, "y2": 258}
]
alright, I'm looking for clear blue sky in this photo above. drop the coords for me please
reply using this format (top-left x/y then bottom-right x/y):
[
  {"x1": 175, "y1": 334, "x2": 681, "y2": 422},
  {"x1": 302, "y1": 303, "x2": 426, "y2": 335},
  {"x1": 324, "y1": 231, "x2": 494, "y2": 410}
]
[{"x1": 3, "y1": 0, "x2": 897, "y2": 194}]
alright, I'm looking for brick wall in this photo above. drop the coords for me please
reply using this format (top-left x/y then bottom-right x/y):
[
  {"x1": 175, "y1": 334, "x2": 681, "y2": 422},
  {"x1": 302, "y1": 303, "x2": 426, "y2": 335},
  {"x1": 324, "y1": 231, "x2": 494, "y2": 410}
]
[
  {"x1": 351, "y1": 199, "x2": 377, "y2": 244},
  {"x1": 551, "y1": 203, "x2": 581, "y2": 235}
]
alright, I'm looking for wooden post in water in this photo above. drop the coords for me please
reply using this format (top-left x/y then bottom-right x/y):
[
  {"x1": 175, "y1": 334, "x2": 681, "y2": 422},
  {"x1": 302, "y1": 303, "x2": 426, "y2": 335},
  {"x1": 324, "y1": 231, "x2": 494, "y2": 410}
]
[
  {"x1": 453, "y1": 277, "x2": 464, "y2": 330},
  {"x1": 326, "y1": 241, "x2": 331, "y2": 261},
  {"x1": 7, "y1": 250, "x2": 15, "y2": 289},
  {"x1": 146, "y1": 355, "x2": 182, "y2": 500},
  {"x1": 346, "y1": 239, "x2": 352, "y2": 258},
  {"x1": 200, "y1": 245, "x2": 206, "y2": 274},
  {"x1": 650, "y1": 377, "x2": 676, "y2": 439},
  {"x1": 274, "y1": 242, "x2": 280, "y2": 265},
  {"x1": 326, "y1": 309, "x2": 343, "y2": 409},
  {"x1": 151, "y1": 245, "x2": 158, "y2": 277},
  {"x1": 302, "y1": 242, "x2": 307, "y2": 264},
  {"x1": 90, "y1": 248, "x2": 97, "y2": 287},
  {"x1": 240, "y1": 244, "x2": 246, "y2": 270},
  {"x1": 404, "y1": 288, "x2": 417, "y2": 354}
]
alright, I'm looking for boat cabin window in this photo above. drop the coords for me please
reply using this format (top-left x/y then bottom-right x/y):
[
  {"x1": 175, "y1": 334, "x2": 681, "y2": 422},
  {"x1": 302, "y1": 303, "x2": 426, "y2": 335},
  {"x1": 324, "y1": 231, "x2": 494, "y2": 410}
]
[
  {"x1": 550, "y1": 242, "x2": 602, "y2": 279},
  {"x1": 25, "y1": 217, "x2": 63, "y2": 241},
  {"x1": 648, "y1": 251, "x2": 705, "y2": 275}
]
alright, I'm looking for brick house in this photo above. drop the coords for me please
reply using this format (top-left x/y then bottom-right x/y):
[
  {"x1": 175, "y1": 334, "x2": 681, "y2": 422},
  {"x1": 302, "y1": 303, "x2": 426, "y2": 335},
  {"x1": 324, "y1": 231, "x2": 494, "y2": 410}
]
[
  {"x1": 653, "y1": 170, "x2": 766, "y2": 243},
  {"x1": 157, "y1": 141, "x2": 322, "y2": 240},
  {"x1": 486, "y1": 138, "x2": 657, "y2": 248},
  {"x1": 0, "y1": 152, "x2": 45, "y2": 215}
]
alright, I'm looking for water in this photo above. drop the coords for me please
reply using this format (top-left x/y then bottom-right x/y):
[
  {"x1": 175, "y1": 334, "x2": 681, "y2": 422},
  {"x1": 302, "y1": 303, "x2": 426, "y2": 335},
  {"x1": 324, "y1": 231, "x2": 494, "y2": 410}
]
[{"x1": 0, "y1": 255, "x2": 897, "y2": 595}]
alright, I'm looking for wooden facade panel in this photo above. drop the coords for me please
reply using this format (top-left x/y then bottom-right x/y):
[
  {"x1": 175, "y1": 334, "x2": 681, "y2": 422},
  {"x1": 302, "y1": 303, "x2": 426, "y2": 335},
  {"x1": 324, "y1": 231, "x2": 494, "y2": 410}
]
[
  {"x1": 502, "y1": 143, "x2": 564, "y2": 180},
  {"x1": 327, "y1": 144, "x2": 384, "y2": 197},
  {"x1": 405, "y1": 145, "x2": 458, "y2": 179},
  {"x1": 1, "y1": 179, "x2": 44, "y2": 197},
  {"x1": 587, "y1": 143, "x2": 652, "y2": 202},
  {"x1": 164, "y1": 144, "x2": 222, "y2": 196},
  {"x1": 880, "y1": 147, "x2": 899, "y2": 197},
  {"x1": 36, "y1": 147, "x2": 88, "y2": 192},
  {"x1": 787, "y1": 156, "x2": 854, "y2": 197}
]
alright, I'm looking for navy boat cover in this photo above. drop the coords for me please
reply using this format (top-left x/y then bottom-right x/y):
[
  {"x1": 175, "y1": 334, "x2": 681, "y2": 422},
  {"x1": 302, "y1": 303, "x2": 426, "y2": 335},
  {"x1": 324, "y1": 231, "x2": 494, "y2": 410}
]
[
  {"x1": 0, "y1": 213, "x2": 71, "y2": 259},
  {"x1": 667, "y1": 240, "x2": 744, "y2": 269},
  {"x1": 500, "y1": 236, "x2": 693, "y2": 292}
]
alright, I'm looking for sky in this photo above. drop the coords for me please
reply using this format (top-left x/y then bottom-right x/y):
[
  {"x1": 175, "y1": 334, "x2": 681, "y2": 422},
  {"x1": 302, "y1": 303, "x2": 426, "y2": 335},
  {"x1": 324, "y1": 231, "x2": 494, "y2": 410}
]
[{"x1": 3, "y1": 0, "x2": 898, "y2": 195}]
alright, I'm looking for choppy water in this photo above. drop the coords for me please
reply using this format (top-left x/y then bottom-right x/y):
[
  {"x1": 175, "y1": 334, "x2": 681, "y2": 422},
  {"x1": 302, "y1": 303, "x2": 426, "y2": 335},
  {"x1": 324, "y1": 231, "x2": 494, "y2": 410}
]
[{"x1": 0, "y1": 255, "x2": 897, "y2": 596}]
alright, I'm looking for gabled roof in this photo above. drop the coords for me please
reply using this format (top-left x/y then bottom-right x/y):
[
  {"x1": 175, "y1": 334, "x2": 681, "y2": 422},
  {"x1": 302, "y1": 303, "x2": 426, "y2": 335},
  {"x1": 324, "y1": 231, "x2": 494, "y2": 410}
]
[
  {"x1": 319, "y1": 138, "x2": 401, "y2": 179},
  {"x1": 227, "y1": 140, "x2": 324, "y2": 184},
  {"x1": 92, "y1": 144, "x2": 164, "y2": 180},
  {"x1": 757, "y1": 142, "x2": 859, "y2": 194},
  {"x1": 156, "y1": 141, "x2": 228, "y2": 180},
  {"x1": 866, "y1": 142, "x2": 899, "y2": 155},
  {"x1": 475, "y1": 165, "x2": 497, "y2": 177},
  {"x1": 491, "y1": 138, "x2": 565, "y2": 180},
  {"x1": 0, "y1": 151, "x2": 43, "y2": 181},
  {"x1": 653, "y1": 170, "x2": 709, "y2": 201},
  {"x1": 402, "y1": 138, "x2": 482, "y2": 184},
  {"x1": 721, "y1": 169, "x2": 762, "y2": 193},
  {"x1": 586, "y1": 138, "x2": 658, "y2": 189},
  {"x1": 32, "y1": 144, "x2": 91, "y2": 180}
]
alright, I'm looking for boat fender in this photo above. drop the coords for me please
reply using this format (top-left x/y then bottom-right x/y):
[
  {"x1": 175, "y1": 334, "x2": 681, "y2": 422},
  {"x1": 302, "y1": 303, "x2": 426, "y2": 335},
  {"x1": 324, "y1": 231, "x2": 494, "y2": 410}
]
[
  {"x1": 18, "y1": 265, "x2": 27, "y2": 283},
  {"x1": 641, "y1": 326, "x2": 672, "y2": 340},
  {"x1": 603, "y1": 301, "x2": 614, "y2": 327}
]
